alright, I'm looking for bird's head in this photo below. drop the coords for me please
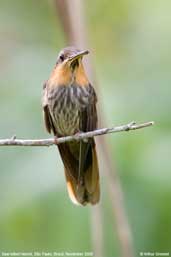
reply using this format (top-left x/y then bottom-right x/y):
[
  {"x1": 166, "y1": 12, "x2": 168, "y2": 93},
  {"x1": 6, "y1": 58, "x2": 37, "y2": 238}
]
[
  {"x1": 48, "y1": 47, "x2": 89, "y2": 87},
  {"x1": 56, "y1": 46, "x2": 89, "y2": 71}
]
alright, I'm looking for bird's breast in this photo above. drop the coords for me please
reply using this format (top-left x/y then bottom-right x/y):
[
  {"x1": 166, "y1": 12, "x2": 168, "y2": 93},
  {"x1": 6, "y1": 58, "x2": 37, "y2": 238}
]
[{"x1": 47, "y1": 84, "x2": 90, "y2": 136}]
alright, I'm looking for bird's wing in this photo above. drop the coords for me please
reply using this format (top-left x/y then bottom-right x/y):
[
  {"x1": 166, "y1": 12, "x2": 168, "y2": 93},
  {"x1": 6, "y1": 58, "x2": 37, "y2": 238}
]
[
  {"x1": 78, "y1": 84, "x2": 99, "y2": 197},
  {"x1": 78, "y1": 100, "x2": 96, "y2": 173},
  {"x1": 42, "y1": 81, "x2": 55, "y2": 134},
  {"x1": 78, "y1": 84, "x2": 98, "y2": 171}
]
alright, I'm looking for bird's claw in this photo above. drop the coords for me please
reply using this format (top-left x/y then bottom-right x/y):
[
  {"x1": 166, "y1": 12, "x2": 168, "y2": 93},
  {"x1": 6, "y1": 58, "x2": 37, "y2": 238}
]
[
  {"x1": 54, "y1": 136, "x2": 58, "y2": 145},
  {"x1": 74, "y1": 131, "x2": 88, "y2": 142}
]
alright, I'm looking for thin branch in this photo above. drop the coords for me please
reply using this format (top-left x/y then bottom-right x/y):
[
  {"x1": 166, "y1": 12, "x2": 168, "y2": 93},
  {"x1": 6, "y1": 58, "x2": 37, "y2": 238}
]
[{"x1": 0, "y1": 121, "x2": 154, "y2": 147}]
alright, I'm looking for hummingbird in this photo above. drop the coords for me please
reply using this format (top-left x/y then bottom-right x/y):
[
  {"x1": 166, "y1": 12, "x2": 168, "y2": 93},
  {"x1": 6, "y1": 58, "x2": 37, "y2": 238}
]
[{"x1": 42, "y1": 46, "x2": 100, "y2": 205}]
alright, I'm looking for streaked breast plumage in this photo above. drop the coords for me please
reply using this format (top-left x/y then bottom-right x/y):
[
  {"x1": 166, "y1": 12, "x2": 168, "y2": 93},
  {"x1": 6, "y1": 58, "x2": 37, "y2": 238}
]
[{"x1": 47, "y1": 84, "x2": 93, "y2": 136}]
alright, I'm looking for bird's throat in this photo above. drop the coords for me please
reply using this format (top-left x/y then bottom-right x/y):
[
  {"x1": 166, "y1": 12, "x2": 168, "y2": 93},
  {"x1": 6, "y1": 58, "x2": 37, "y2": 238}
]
[{"x1": 48, "y1": 61, "x2": 89, "y2": 89}]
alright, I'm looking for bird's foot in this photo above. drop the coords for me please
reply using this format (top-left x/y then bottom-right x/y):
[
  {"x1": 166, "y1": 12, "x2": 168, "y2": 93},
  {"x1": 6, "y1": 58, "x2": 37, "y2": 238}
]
[
  {"x1": 74, "y1": 131, "x2": 81, "y2": 140},
  {"x1": 74, "y1": 130, "x2": 88, "y2": 143},
  {"x1": 54, "y1": 136, "x2": 58, "y2": 145}
]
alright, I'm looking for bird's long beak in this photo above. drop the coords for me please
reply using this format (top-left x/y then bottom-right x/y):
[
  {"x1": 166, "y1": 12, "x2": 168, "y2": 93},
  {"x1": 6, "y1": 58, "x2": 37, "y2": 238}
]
[{"x1": 68, "y1": 50, "x2": 89, "y2": 63}]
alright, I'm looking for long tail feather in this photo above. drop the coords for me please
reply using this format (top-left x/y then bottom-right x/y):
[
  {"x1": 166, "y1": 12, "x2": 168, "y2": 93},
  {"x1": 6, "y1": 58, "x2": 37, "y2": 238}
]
[{"x1": 58, "y1": 141, "x2": 100, "y2": 205}]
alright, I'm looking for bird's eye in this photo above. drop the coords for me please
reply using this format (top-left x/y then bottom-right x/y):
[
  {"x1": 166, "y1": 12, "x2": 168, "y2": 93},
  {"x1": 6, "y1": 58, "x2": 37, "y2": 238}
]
[{"x1": 59, "y1": 54, "x2": 64, "y2": 62}]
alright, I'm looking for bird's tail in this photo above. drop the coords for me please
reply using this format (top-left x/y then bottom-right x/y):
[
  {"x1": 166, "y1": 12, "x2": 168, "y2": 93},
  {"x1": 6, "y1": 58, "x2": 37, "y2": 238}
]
[{"x1": 58, "y1": 141, "x2": 100, "y2": 205}]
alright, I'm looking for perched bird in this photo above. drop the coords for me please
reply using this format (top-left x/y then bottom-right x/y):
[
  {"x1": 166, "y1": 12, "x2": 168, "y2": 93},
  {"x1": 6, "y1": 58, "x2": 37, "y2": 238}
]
[{"x1": 42, "y1": 46, "x2": 100, "y2": 205}]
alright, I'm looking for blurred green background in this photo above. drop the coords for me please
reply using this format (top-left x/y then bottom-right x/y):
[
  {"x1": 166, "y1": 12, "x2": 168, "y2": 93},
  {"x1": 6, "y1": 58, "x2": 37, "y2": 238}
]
[{"x1": 0, "y1": 0, "x2": 171, "y2": 256}]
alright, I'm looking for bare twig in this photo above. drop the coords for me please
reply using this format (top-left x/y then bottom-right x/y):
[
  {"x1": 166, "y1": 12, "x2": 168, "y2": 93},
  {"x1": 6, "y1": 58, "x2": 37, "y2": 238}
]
[{"x1": 0, "y1": 121, "x2": 154, "y2": 147}]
